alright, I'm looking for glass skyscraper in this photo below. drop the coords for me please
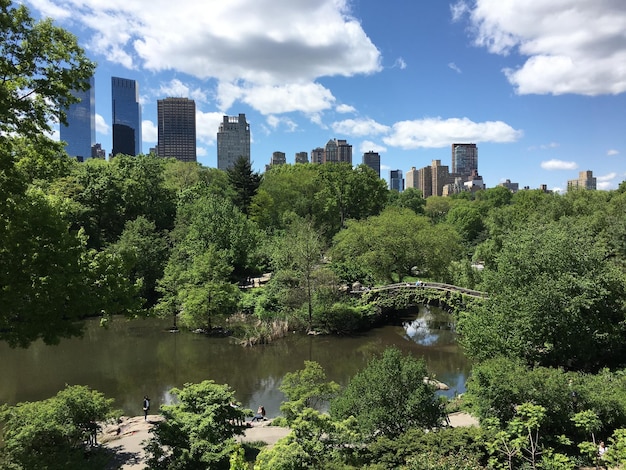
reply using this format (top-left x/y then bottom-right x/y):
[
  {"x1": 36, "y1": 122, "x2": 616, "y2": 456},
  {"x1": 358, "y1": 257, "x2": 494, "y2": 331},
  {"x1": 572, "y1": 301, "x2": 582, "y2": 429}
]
[
  {"x1": 112, "y1": 77, "x2": 142, "y2": 156},
  {"x1": 60, "y1": 76, "x2": 95, "y2": 161},
  {"x1": 451, "y1": 143, "x2": 478, "y2": 177}
]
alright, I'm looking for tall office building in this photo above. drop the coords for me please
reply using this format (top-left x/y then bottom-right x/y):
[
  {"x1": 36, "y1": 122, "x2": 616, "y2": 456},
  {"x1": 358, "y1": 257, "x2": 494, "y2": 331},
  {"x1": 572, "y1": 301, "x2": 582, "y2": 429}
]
[
  {"x1": 405, "y1": 167, "x2": 418, "y2": 189},
  {"x1": 337, "y1": 139, "x2": 352, "y2": 164},
  {"x1": 61, "y1": 76, "x2": 95, "y2": 161},
  {"x1": 389, "y1": 169, "x2": 404, "y2": 192},
  {"x1": 217, "y1": 114, "x2": 250, "y2": 170},
  {"x1": 567, "y1": 170, "x2": 597, "y2": 191},
  {"x1": 451, "y1": 143, "x2": 478, "y2": 177},
  {"x1": 157, "y1": 97, "x2": 196, "y2": 162},
  {"x1": 363, "y1": 151, "x2": 380, "y2": 177},
  {"x1": 111, "y1": 77, "x2": 142, "y2": 156}
]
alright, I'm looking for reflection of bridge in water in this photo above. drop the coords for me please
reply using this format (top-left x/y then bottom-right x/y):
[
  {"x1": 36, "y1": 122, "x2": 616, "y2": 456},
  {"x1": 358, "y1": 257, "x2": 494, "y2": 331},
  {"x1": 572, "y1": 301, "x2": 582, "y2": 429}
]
[{"x1": 352, "y1": 282, "x2": 488, "y2": 299}]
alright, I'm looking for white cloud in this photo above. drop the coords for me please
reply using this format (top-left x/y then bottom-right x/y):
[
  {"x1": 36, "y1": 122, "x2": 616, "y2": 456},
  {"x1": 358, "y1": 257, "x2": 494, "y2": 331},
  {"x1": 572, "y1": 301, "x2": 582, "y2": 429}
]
[
  {"x1": 95, "y1": 113, "x2": 109, "y2": 134},
  {"x1": 336, "y1": 104, "x2": 356, "y2": 114},
  {"x1": 393, "y1": 58, "x2": 407, "y2": 70},
  {"x1": 528, "y1": 142, "x2": 559, "y2": 151},
  {"x1": 359, "y1": 140, "x2": 387, "y2": 154},
  {"x1": 450, "y1": 1, "x2": 470, "y2": 22},
  {"x1": 597, "y1": 181, "x2": 612, "y2": 190},
  {"x1": 597, "y1": 172, "x2": 617, "y2": 182},
  {"x1": 457, "y1": 0, "x2": 626, "y2": 95},
  {"x1": 158, "y1": 79, "x2": 208, "y2": 103},
  {"x1": 240, "y1": 83, "x2": 336, "y2": 115},
  {"x1": 540, "y1": 159, "x2": 578, "y2": 170},
  {"x1": 607, "y1": 149, "x2": 619, "y2": 156},
  {"x1": 332, "y1": 118, "x2": 390, "y2": 137},
  {"x1": 266, "y1": 115, "x2": 298, "y2": 132},
  {"x1": 383, "y1": 117, "x2": 522, "y2": 149},
  {"x1": 196, "y1": 146, "x2": 208, "y2": 157},
  {"x1": 142, "y1": 120, "x2": 157, "y2": 142},
  {"x1": 448, "y1": 62, "x2": 462, "y2": 73},
  {"x1": 196, "y1": 111, "x2": 224, "y2": 146}
]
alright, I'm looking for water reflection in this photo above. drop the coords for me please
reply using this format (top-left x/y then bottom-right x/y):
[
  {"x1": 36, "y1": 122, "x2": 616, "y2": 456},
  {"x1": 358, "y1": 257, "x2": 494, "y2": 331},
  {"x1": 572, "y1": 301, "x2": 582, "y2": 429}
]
[{"x1": 0, "y1": 305, "x2": 470, "y2": 417}]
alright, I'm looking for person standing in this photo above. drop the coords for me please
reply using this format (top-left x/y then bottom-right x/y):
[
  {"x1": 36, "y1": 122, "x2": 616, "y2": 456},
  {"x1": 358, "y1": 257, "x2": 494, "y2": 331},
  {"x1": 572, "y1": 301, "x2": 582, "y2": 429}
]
[{"x1": 143, "y1": 396, "x2": 150, "y2": 421}]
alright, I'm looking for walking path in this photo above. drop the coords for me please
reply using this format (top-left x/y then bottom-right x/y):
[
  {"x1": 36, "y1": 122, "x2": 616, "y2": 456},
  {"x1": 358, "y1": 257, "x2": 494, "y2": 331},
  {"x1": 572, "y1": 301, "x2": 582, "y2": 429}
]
[{"x1": 101, "y1": 412, "x2": 478, "y2": 469}]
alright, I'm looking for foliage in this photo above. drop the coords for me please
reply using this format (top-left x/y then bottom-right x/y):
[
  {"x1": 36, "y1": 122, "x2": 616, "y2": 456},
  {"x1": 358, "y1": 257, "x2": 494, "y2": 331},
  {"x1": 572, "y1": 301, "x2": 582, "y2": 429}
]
[
  {"x1": 605, "y1": 428, "x2": 626, "y2": 467},
  {"x1": 254, "y1": 408, "x2": 360, "y2": 470},
  {"x1": 313, "y1": 302, "x2": 373, "y2": 334},
  {"x1": 458, "y1": 219, "x2": 626, "y2": 370},
  {"x1": 330, "y1": 347, "x2": 445, "y2": 438},
  {"x1": 144, "y1": 380, "x2": 247, "y2": 470},
  {"x1": 227, "y1": 156, "x2": 261, "y2": 216},
  {"x1": 0, "y1": 0, "x2": 95, "y2": 138},
  {"x1": 279, "y1": 361, "x2": 340, "y2": 422},
  {"x1": 0, "y1": 385, "x2": 116, "y2": 470}
]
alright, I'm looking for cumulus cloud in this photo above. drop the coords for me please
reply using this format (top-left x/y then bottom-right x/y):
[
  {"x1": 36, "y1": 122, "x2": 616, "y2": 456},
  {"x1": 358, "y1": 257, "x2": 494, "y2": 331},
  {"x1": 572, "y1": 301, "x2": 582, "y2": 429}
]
[
  {"x1": 266, "y1": 115, "x2": 298, "y2": 132},
  {"x1": 332, "y1": 118, "x2": 390, "y2": 137},
  {"x1": 196, "y1": 146, "x2": 208, "y2": 157},
  {"x1": 540, "y1": 159, "x2": 578, "y2": 170},
  {"x1": 393, "y1": 58, "x2": 407, "y2": 70},
  {"x1": 336, "y1": 104, "x2": 356, "y2": 114},
  {"x1": 597, "y1": 172, "x2": 617, "y2": 182},
  {"x1": 158, "y1": 79, "x2": 208, "y2": 103},
  {"x1": 607, "y1": 149, "x2": 620, "y2": 156},
  {"x1": 528, "y1": 142, "x2": 559, "y2": 151},
  {"x1": 456, "y1": 0, "x2": 626, "y2": 95},
  {"x1": 142, "y1": 120, "x2": 157, "y2": 143},
  {"x1": 196, "y1": 111, "x2": 224, "y2": 146},
  {"x1": 448, "y1": 62, "x2": 462, "y2": 73},
  {"x1": 383, "y1": 117, "x2": 522, "y2": 149},
  {"x1": 359, "y1": 140, "x2": 387, "y2": 154},
  {"x1": 32, "y1": 0, "x2": 381, "y2": 115},
  {"x1": 95, "y1": 114, "x2": 109, "y2": 134}
]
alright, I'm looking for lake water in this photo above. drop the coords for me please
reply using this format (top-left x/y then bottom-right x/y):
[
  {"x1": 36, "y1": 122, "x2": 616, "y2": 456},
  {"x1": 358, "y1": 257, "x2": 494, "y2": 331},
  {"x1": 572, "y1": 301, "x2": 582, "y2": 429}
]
[{"x1": 0, "y1": 305, "x2": 470, "y2": 417}]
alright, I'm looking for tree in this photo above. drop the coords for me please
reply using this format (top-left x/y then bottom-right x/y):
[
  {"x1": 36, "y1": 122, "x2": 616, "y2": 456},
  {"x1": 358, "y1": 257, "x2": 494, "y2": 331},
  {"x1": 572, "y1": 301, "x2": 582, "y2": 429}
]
[
  {"x1": 330, "y1": 348, "x2": 445, "y2": 438},
  {"x1": 144, "y1": 380, "x2": 246, "y2": 470},
  {"x1": 0, "y1": 0, "x2": 95, "y2": 139},
  {"x1": 227, "y1": 156, "x2": 261, "y2": 216},
  {"x1": 458, "y1": 219, "x2": 626, "y2": 371},
  {"x1": 0, "y1": 385, "x2": 116, "y2": 469},
  {"x1": 394, "y1": 186, "x2": 426, "y2": 214},
  {"x1": 279, "y1": 361, "x2": 340, "y2": 422}
]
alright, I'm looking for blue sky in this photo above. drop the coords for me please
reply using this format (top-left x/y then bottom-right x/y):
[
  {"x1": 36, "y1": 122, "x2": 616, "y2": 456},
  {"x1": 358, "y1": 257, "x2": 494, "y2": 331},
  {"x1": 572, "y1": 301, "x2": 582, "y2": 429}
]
[{"x1": 27, "y1": 0, "x2": 626, "y2": 192}]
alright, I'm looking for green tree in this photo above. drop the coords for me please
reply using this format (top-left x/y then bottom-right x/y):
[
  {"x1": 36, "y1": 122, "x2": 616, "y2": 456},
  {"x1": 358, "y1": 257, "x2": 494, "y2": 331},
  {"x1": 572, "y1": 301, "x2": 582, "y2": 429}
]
[
  {"x1": 0, "y1": 385, "x2": 116, "y2": 470},
  {"x1": 458, "y1": 219, "x2": 626, "y2": 370},
  {"x1": 227, "y1": 156, "x2": 261, "y2": 216},
  {"x1": 330, "y1": 347, "x2": 445, "y2": 438},
  {"x1": 395, "y1": 186, "x2": 426, "y2": 214},
  {"x1": 144, "y1": 380, "x2": 246, "y2": 470},
  {"x1": 0, "y1": 0, "x2": 95, "y2": 138},
  {"x1": 279, "y1": 361, "x2": 340, "y2": 422}
]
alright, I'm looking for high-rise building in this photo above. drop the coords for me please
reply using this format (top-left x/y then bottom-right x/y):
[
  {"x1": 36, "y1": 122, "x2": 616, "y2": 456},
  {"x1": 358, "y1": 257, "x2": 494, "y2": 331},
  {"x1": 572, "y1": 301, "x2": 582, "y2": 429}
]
[
  {"x1": 499, "y1": 179, "x2": 519, "y2": 192},
  {"x1": 324, "y1": 139, "x2": 338, "y2": 163},
  {"x1": 405, "y1": 166, "x2": 418, "y2": 189},
  {"x1": 111, "y1": 77, "x2": 142, "y2": 156},
  {"x1": 270, "y1": 151, "x2": 286, "y2": 165},
  {"x1": 61, "y1": 76, "x2": 95, "y2": 161},
  {"x1": 157, "y1": 97, "x2": 196, "y2": 162},
  {"x1": 567, "y1": 170, "x2": 597, "y2": 191},
  {"x1": 363, "y1": 151, "x2": 380, "y2": 177},
  {"x1": 311, "y1": 147, "x2": 324, "y2": 164},
  {"x1": 451, "y1": 143, "x2": 478, "y2": 177},
  {"x1": 217, "y1": 114, "x2": 250, "y2": 170},
  {"x1": 389, "y1": 169, "x2": 404, "y2": 192},
  {"x1": 337, "y1": 139, "x2": 352, "y2": 164},
  {"x1": 295, "y1": 151, "x2": 308, "y2": 164}
]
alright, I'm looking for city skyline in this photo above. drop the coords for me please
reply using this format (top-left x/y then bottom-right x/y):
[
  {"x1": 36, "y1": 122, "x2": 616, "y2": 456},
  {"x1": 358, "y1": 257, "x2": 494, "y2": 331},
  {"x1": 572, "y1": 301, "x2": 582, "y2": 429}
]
[{"x1": 30, "y1": 0, "x2": 626, "y2": 192}]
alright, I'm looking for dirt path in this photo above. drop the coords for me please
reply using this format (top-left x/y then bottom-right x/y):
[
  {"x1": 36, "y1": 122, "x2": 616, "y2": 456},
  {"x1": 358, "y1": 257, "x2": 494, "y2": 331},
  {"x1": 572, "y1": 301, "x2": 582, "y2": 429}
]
[{"x1": 100, "y1": 413, "x2": 477, "y2": 468}]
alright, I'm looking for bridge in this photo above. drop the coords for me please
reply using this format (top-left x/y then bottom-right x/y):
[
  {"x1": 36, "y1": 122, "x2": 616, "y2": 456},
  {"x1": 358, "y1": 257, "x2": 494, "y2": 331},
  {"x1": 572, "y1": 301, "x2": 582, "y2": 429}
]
[{"x1": 352, "y1": 281, "x2": 488, "y2": 299}]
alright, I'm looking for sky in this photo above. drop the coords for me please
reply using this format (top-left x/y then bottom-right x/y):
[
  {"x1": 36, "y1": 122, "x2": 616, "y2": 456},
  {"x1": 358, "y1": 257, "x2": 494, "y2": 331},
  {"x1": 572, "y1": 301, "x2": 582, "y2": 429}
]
[{"x1": 26, "y1": 0, "x2": 626, "y2": 192}]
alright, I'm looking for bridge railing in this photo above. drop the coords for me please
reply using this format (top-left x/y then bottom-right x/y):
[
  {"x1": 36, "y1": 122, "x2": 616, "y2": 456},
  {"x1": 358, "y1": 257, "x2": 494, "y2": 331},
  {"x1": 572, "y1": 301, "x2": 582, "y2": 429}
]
[{"x1": 352, "y1": 281, "x2": 488, "y2": 299}]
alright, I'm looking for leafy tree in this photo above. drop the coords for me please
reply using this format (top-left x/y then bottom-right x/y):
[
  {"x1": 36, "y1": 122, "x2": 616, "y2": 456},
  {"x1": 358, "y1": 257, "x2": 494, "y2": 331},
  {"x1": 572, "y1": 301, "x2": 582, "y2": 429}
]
[
  {"x1": 269, "y1": 217, "x2": 326, "y2": 328},
  {"x1": 0, "y1": 0, "x2": 95, "y2": 138},
  {"x1": 144, "y1": 380, "x2": 246, "y2": 470},
  {"x1": 330, "y1": 347, "x2": 445, "y2": 438},
  {"x1": 394, "y1": 186, "x2": 426, "y2": 214},
  {"x1": 227, "y1": 156, "x2": 261, "y2": 216},
  {"x1": 424, "y1": 196, "x2": 452, "y2": 223},
  {"x1": 458, "y1": 219, "x2": 626, "y2": 370},
  {"x1": 0, "y1": 385, "x2": 116, "y2": 469},
  {"x1": 279, "y1": 361, "x2": 340, "y2": 422},
  {"x1": 446, "y1": 202, "x2": 485, "y2": 245}
]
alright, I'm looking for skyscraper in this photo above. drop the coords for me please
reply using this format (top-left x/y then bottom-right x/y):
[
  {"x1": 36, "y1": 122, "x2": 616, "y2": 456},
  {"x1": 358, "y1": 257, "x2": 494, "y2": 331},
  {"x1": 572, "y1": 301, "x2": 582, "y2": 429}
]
[
  {"x1": 295, "y1": 151, "x2": 308, "y2": 164},
  {"x1": 451, "y1": 143, "x2": 478, "y2": 177},
  {"x1": 363, "y1": 151, "x2": 380, "y2": 177},
  {"x1": 157, "y1": 97, "x2": 196, "y2": 162},
  {"x1": 112, "y1": 77, "x2": 142, "y2": 156},
  {"x1": 61, "y1": 76, "x2": 95, "y2": 161},
  {"x1": 324, "y1": 138, "x2": 352, "y2": 164},
  {"x1": 217, "y1": 114, "x2": 250, "y2": 170},
  {"x1": 310, "y1": 147, "x2": 324, "y2": 164},
  {"x1": 389, "y1": 169, "x2": 404, "y2": 192}
]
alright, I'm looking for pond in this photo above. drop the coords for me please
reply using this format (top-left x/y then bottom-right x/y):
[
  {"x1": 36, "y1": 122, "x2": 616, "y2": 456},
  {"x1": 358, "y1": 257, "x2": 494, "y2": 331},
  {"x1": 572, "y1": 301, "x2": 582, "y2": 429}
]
[{"x1": 0, "y1": 305, "x2": 470, "y2": 418}]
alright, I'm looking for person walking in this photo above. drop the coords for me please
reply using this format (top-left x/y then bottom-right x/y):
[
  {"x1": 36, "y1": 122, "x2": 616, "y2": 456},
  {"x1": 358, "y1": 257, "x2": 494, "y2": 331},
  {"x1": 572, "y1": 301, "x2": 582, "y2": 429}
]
[{"x1": 143, "y1": 396, "x2": 150, "y2": 421}]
